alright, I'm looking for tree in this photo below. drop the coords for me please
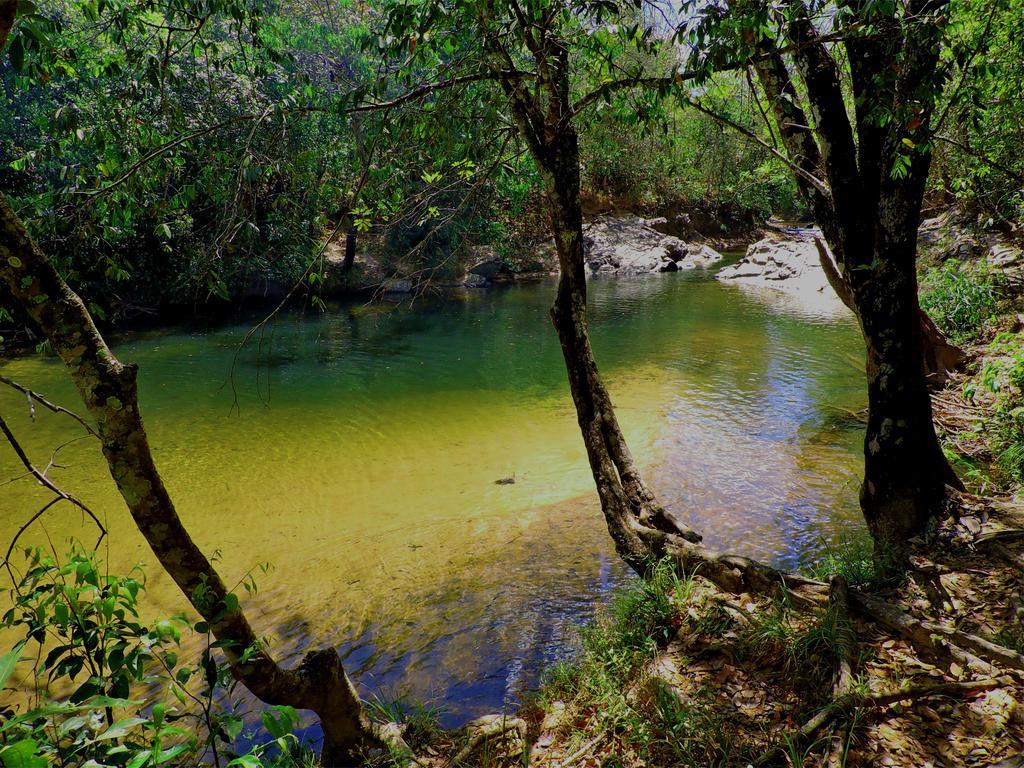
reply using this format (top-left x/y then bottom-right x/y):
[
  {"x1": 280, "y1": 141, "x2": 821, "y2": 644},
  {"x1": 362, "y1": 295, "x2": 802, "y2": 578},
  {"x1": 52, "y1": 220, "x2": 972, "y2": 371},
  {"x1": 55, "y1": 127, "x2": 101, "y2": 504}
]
[
  {"x1": 684, "y1": 0, "x2": 960, "y2": 567},
  {"x1": 364, "y1": 0, "x2": 824, "y2": 598},
  {"x1": 1, "y1": 4, "x2": 394, "y2": 765}
]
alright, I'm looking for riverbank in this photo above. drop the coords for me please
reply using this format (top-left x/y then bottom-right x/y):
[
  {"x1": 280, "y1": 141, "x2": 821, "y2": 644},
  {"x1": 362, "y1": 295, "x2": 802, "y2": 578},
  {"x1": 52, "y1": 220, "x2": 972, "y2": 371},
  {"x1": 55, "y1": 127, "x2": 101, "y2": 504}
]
[
  {"x1": 0, "y1": 213, "x2": 737, "y2": 355},
  {"x1": 376, "y1": 503, "x2": 1024, "y2": 768}
]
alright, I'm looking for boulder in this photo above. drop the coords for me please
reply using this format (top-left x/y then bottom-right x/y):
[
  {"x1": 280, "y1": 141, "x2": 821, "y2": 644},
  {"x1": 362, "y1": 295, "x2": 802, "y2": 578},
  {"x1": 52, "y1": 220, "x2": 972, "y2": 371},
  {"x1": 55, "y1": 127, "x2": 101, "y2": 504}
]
[
  {"x1": 468, "y1": 248, "x2": 512, "y2": 280},
  {"x1": 582, "y1": 216, "x2": 723, "y2": 276},
  {"x1": 717, "y1": 234, "x2": 829, "y2": 289},
  {"x1": 989, "y1": 243, "x2": 1023, "y2": 270},
  {"x1": 461, "y1": 273, "x2": 490, "y2": 289},
  {"x1": 716, "y1": 231, "x2": 849, "y2": 316}
]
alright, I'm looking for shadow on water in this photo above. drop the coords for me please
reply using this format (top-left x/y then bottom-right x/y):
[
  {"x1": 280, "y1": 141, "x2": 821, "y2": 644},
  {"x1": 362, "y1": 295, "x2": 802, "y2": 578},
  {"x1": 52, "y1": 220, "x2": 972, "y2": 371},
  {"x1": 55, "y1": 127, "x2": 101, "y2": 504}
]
[{"x1": 0, "y1": 270, "x2": 866, "y2": 727}]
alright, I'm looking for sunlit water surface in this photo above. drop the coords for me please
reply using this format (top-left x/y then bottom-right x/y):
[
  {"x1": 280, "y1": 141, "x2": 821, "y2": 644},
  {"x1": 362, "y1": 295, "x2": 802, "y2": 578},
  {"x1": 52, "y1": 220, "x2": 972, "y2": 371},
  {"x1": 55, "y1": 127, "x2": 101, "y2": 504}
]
[{"x1": 1, "y1": 267, "x2": 866, "y2": 727}]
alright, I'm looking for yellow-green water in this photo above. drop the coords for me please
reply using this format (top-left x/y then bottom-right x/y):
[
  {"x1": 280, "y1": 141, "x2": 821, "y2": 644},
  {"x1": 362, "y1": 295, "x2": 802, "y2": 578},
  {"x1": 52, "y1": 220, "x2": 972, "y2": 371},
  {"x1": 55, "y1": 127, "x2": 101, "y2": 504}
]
[{"x1": 0, "y1": 270, "x2": 866, "y2": 723}]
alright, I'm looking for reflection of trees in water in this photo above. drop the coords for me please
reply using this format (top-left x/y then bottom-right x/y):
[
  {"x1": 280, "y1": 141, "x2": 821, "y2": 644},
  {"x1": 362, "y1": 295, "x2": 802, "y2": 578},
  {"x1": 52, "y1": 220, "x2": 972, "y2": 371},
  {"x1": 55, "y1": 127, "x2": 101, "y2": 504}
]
[{"x1": 648, "y1": 285, "x2": 864, "y2": 569}]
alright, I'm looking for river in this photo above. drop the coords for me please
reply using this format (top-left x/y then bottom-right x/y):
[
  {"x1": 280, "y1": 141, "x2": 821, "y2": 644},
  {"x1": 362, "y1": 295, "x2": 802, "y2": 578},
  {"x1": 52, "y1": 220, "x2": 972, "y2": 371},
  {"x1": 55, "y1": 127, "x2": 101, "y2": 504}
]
[{"x1": 0, "y1": 266, "x2": 866, "y2": 726}]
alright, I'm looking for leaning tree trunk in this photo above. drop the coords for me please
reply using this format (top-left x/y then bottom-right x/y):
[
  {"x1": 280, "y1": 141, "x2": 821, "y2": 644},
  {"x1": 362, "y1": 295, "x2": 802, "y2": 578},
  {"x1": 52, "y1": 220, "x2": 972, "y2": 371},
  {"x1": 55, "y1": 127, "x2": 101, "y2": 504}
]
[
  {"x1": 541, "y1": 128, "x2": 672, "y2": 571},
  {"x1": 484, "y1": 34, "x2": 833, "y2": 600},
  {"x1": 0, "y1": 193, "x2": 381, "y2": 767},
  {"x1": 535, "y1": 127, "x2": 830, "y2": 601}
]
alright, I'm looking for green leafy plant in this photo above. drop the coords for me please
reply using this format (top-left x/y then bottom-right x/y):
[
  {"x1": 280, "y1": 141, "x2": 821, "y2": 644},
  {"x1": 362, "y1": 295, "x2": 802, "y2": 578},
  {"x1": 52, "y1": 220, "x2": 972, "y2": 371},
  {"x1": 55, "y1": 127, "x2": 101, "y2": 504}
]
[
  {"x1": 920, "y1": 262, "x2": 1003, "y2": 343},
  {"x1": 1, "y1": 548, "x2": 303, "y2": 768}
]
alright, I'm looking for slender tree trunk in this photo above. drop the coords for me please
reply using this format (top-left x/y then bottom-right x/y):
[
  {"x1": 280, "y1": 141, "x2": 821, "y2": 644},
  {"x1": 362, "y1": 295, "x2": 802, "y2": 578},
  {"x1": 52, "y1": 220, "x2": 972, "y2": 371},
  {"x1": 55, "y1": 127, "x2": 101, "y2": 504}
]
[
  {"x1": 0, "y1": 192, "x2": 381, "y2": 766},
  {"x1": 542, "y1": 128, "x2": 662, "y2": 570},
  {"x1": 341, "y1": 226, "x2": 357, "y2": 272}
]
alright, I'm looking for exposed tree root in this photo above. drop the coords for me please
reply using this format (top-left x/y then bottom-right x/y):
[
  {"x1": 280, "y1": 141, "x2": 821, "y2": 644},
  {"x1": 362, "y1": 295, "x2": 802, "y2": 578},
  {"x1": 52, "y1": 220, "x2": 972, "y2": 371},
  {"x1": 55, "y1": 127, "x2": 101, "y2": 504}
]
[
  {"x1": 850, "y1": 590, "x2": 1024, "y2": 673},
  {"x1": 633, "y1": 522, "x2": 829, "y2": 608},
  {"x1": 449, "y1": 714, "x2": 527, "y2": 766},
  {"x1": 799, "y1": 677, "x2": 1012, "y2": 740}
]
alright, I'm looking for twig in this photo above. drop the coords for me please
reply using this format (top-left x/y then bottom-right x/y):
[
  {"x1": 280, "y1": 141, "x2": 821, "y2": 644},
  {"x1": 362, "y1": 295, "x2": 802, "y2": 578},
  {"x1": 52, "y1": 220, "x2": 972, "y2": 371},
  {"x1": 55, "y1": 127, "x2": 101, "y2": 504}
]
[
  {"x1": 0, "y1": 375, "x2": 99, "y2": 437},
  {"x1": 558, "y1": 732, "x2": 604, "y2": 768},
  {"x1": 0, "y1": 413, "x2": 107, "y2": 568}
]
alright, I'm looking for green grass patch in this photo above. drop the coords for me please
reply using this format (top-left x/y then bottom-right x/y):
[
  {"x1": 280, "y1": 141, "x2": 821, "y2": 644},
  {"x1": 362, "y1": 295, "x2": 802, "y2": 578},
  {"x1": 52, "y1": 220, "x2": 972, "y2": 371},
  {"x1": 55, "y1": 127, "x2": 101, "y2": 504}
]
[
  {"x1": 968, "y1": 333, "x2": 1024, "y2": 484},
  {"x1": 535, "y1": 560, "x2": 780, "y2": 766}
]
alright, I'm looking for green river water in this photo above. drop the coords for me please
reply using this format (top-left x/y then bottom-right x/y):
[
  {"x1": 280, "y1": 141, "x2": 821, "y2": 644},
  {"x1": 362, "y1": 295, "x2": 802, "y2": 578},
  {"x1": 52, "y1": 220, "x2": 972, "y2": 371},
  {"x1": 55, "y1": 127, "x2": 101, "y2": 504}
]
[{"x1": 0, "y1": 266, "x2": 866, "y2": 725}]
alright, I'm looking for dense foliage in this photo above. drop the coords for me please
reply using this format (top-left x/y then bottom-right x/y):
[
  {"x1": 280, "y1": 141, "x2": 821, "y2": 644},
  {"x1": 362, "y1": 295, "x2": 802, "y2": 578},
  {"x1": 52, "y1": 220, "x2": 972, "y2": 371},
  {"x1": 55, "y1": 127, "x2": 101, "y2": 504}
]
[{"x1": 0, "y1": 0, "x2": 808, "y2": 328}]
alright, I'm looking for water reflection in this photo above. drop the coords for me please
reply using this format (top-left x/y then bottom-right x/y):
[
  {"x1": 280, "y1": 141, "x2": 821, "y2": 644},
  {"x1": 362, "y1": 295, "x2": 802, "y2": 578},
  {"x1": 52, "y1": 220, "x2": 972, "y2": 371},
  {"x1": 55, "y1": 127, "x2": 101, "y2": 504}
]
[{"x1": 0, "y1": 271, "x2": 865, "y2": 723}]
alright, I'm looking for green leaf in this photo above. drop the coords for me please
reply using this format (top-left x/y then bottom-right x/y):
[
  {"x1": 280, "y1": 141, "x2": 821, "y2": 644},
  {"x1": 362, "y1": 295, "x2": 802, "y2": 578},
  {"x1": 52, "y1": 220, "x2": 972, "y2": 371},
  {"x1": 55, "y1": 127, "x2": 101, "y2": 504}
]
[
  {"x1": 0, "y1": 740, "x2": 47, "y2": 768},
  {"x1": 220, "y1": 714, "x2": 244, "y2": 741},
  {"x1": 0, "y1": 640, "x2": 26, "y2": 689},
  {"x1": 226, "y1": 754, "x2": 263, "y2": 768},
  {"x1": 90, "y1": 717, "x2": 148, "y2": 742},
  {"x1": 9, "y1": 36, "x2": 25, "y2": 72}
]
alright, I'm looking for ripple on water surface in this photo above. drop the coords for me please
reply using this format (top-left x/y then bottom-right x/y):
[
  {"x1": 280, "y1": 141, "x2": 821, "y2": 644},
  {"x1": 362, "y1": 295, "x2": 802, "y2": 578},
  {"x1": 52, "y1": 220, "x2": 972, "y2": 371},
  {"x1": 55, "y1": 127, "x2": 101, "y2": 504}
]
[{"x1": 0, "y1": 271, "x2": 866, "y2": 725}]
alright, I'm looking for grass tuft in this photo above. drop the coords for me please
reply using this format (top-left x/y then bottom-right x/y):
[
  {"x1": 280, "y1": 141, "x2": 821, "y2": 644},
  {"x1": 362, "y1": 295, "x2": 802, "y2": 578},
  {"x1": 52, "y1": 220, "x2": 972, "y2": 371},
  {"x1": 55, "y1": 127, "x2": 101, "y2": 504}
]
[{"x1": 805, "y1": 534, "x2": 877, "y2": 588}]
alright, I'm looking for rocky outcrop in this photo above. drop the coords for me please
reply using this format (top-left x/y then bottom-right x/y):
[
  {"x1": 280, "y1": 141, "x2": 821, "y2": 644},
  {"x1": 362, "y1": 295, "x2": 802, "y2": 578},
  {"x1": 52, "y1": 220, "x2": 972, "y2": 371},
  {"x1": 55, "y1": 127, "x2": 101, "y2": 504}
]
[
  {"x1": 715, "y1": 230, "x2": 849, "y2": 315},
  {"x1": 467, "y1": 248, "x2": 514, "y2": 281},
  {"x1": 717, "y1": 211, "x2": 1024, "y2": 317},
  {"x1": 717, "y1": 232, "x2": 832, "y2": 292},
  {"x1": 583, "y1": 216, "x2": 723, "y2": 276},
  {"x1": 918, "y1": 209, "x2": 1023, "y2": 274}
]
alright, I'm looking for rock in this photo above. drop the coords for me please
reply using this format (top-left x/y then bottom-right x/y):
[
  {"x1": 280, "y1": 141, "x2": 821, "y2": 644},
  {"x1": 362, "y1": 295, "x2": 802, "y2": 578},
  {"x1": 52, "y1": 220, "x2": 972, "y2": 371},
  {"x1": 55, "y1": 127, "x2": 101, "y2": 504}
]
[
  {"x1": 717, "y1": 234, "x2": 828, "y2": 289},
  {"x1": 468, "y1": 248, "x2": 512, "y2": 280},
  {"x1": 716, "y1": 230, "x2": 849, "y2": 316},
  {"x1": 460, "y1": 273, "x2": 489, "y2": 289},
  {"x1": 582, "y1": 216, "x2": 723, "y2": 275},
  {"x1": 685, "y1": 243, "x2": 726, "y2": 269},
  {"x1": 243, "y1": 275, "x2": 289, "y2": 301},
  {"x1": 382, "y1": 278, "x2": 413, "y2": 294},
  {"x1": 989, "y1": 243, "x2": 1023, "y2": 270}
]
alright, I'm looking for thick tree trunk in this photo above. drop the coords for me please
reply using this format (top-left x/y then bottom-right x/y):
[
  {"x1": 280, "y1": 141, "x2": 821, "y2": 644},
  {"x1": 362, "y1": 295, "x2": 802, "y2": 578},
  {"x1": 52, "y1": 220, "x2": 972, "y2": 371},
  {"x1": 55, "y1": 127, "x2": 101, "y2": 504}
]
[
  {"x1": 748, "y1": 1, "x2": 958, "y2": 569},
  {"x1": 0, "y1": 192, "x2": 381, "y2": 766},
  {"x1": 815, "y1": 237, "x2": 965, "y2": 387},
  {"x1": 852, "y1": 244, "x2": 949, "y2": 564}
]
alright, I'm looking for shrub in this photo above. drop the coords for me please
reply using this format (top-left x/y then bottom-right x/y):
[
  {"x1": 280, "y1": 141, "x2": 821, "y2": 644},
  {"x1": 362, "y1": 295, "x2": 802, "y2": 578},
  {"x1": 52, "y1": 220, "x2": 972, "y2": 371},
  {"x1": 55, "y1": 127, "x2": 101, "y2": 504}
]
[
  {"x1": 972, "y1": 335, "x2": 1024, "y2": 484},
  {"x1": 1, "y1": 548, "x2": 303, "y2": 768},
  {"x1": 920, "y1": 262, "x2": 1003, "y2": 343}
]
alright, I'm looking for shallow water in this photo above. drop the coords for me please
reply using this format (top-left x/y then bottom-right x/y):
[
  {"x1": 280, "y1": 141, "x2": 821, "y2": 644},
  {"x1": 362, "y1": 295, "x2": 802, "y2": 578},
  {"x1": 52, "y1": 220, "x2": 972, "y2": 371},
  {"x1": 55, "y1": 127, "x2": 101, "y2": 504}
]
[{"x1": 0, "y1": 268, "x2": 866, "y2": 725}]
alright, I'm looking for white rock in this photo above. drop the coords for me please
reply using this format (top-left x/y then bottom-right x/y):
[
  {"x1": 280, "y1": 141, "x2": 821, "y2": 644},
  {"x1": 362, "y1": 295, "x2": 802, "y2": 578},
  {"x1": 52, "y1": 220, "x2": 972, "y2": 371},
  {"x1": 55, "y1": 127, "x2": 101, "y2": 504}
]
[{"x1": 582, "y1": 216, "x2": 722, "y2": 276}]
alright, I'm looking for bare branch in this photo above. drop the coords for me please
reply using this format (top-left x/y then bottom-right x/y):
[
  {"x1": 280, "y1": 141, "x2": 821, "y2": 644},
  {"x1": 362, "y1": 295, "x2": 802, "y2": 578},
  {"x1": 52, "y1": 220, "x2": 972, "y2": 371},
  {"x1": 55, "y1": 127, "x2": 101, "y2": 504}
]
[
  {"x1": 0, "y1": 413, "x2": 107, "y2": 567},
  {"x1": 0, "y1": 375, "x2": 99, "y2": 438}
]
